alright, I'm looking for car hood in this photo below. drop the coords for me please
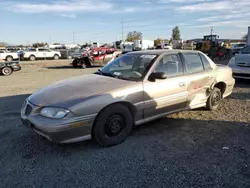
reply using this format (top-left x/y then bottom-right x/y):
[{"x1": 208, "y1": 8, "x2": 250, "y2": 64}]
[
  {"x1": 28, "y1": 74, "x2": 133, "y2": 107},
  {"x1": 235, "y1": 54, "x2": 250, "y2": 63}
]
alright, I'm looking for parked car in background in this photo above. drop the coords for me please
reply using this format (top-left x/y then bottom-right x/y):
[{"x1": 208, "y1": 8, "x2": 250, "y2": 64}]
[
  {"x1": 228, "y1": 45, "x2": 250, "y2": 79},
  {"x1": 57, "y1": 48, "x2": 83, "y2": 60},
  {"x1": 0, "y1": 50, "x2": 19, "y2": 62},
  {"x1": 0, "y1": 61, "x2": 21, "y2": 76},
  {"x1": 21, "y1": 50, "x2": 235, "y2": 147},
  {"x1": 69, "y1": 49, "x2": 85, "y2": 60},
  {"x1": 231, "y1": 43, "x2": 247, "y2": 55},
  {"x1": 71, "y1": 47, "x2": 120, "y2": 68},
  {"x1": 163, "y1": 44, "x2": 173, "y2": 50},
  {"x1": 23, "y1": 48, "x2": 61, "y2": 61}
]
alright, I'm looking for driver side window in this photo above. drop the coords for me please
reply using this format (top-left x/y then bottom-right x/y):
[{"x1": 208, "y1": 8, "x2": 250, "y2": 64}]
[{"x1": 154, "y1": 54, "x2": 184, "y2": 77}]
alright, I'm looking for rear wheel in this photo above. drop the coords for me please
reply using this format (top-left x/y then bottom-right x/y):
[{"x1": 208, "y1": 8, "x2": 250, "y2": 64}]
[
  {"x1": 92, "y1": 104, "x2": 133, "y2": 147},
  {"x1": 1, "y1": 66, "x2": 13, "y2": 76},
  {"x1": 54, "y1": 54, "x2": 59, "y2": 60},
  {"x1": 6, "y1": 56, "x2": 13, "y2": 62},
  {"x1": 206, "y1": 87, "x2": 222, "y2": 110}
]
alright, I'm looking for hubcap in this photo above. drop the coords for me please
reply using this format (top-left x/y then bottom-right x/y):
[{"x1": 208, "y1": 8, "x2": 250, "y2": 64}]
[
  {"x1": 3, "y1": 67, "x2": 11, "y2": 75},
  {"x1": 105, "y1": 114, "x2": 125, "y2": 137},
  {"x1": 211, "y1": 91, "x2": 220, "y2": 107}
]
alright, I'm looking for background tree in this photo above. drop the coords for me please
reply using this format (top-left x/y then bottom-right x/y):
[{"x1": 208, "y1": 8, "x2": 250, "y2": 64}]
[
  {"x1": 53, "y1": 43, "x2": 61, "y2": 45},
  {"x1": 154, "y1": 38, "x2": 162, "y2": 46},
  {"x1": 171, "y1": 26, "x2": 181, "y2": 41},
  {"x1": 126, "y1": 31, "x2": 142, "y2": 42},
  {"x1": 154, "y1": 38, "x2": 169, "y2": 46}
]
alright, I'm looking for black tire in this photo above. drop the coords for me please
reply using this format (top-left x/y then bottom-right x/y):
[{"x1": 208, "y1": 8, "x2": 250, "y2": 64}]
[
  {"x1": 1, "y1": 66, "x2": 13, "y2": 76},
  {"x1": 72, "y1": 59, "x2": 79, "y2": 68},
  {"x1": 54, "y1": 54, "x2": 59, "y2": 60},
  {"x1": 92, "y1": 104, "x2": 133, "y2": 147},
  {"x1": 30, "y1": 55, "x2": 36, "y2": 61},
  {"x1": 6, "y1": 56, "x2": 13, "y2": 62},
  {"x1": 206, "y1": 87, "x2": 222, "y2": 110}
]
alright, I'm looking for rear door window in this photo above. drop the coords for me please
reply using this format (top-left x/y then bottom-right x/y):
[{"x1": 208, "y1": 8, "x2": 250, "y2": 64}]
[{"x1": 182, "y1": 53, "x2": 204, "y2": 73}]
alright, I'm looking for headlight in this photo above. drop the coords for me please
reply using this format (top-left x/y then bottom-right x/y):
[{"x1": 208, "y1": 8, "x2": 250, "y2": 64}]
[
  {"x1": 228, "y1": 57, "x2": 235, "y2": 65},
  {"x1": 40, "y1": 107, "x2": 70, "y2": 119}
]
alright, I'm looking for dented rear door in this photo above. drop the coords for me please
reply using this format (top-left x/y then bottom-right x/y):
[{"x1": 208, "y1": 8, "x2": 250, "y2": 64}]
[{"x1": 181, "y1": 52, "x2": 216, "y2": 109}]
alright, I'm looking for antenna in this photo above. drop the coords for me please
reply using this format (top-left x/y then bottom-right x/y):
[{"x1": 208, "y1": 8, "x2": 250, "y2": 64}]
[{"x1": 121, "y1": 17, "x2": 124, "y2": 42}]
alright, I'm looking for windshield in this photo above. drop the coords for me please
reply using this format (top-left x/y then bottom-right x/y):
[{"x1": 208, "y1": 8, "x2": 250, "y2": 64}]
[
  {"x1": 240, "y1": 46, "x2": 250, "y2": 54},
  {"x1": 99, "y1": 54, "x2": 158, "y2": 81}
]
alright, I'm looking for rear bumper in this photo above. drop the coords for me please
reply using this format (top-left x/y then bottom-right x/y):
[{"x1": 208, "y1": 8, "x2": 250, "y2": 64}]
[{"x1": 223, "y1": 78, "x2": 235, "y2": 98}]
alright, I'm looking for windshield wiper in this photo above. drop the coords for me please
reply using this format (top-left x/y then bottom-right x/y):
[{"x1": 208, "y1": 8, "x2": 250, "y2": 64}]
[
  {"x1": 116, "y1": 74, "x2": 138, "y2": 81},
  {"x1": 95, "y1": 69, "x2": 115, "y2": 78}
]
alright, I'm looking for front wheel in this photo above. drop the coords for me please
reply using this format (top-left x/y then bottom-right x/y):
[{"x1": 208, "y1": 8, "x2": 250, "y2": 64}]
[
  {"x1": 29, "y1": 55, "x2": 36, "y2": 61},
  {"x1": 92, "y1": 104, "x2": 133, "y2": 147},
  {"x1": 206, "y1": 87, "x2": 222, "y2": 110},
  {"x1": 1, "y1": 66, "x2": 13, "y2": 76},
  {"x1": 72, "y1": 59, "x2": 79, "y2": 68}
]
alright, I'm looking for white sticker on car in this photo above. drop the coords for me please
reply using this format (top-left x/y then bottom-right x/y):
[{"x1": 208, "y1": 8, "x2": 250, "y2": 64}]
[
  {"x1": 140, "y1": 55, "x2": 156, "y2": 59},
  {"x1": 113, "y1": 72, "x2": 121, "y2": 76}
]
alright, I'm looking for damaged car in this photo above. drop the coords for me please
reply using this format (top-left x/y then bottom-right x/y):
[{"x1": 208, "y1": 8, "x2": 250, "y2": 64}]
[
  {"x1": 0, "y1": 60, "x2": 21, "y2": 76},
  {"x1": 21, "y1": 50, "x2": 235, "y2": 147}
]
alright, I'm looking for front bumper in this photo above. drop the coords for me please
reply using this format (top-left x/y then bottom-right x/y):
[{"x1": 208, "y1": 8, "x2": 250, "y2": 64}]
[
  {"x1": 228, "y1": 64, "x2": 250, "y2": 79},
  {"x1": 12, "y1": 65, "x2": 21, "y2": 71},
  {"x1": 21, "y1": 100, "x2": 97, "y2": 143}
]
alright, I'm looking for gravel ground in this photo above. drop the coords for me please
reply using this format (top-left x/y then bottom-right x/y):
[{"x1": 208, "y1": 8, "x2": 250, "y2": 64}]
[{"x1": 0, "y1": 60, "x2": 250, "y2": 188}]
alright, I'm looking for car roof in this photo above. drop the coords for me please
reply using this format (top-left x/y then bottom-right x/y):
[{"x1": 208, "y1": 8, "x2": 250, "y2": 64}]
[{"x1": 126, "y1": 49, "x2": 201, "y2": 55}]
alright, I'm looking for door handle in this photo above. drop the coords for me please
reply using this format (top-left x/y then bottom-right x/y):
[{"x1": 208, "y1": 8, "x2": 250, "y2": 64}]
[{"x1": 179, "y1": 82, "x2": 186, "y2": 87}]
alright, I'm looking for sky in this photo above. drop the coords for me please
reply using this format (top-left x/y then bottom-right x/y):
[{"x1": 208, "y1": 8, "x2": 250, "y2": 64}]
[{"x1": 0, "y1": 0, "x2": 250, "y2": 45}]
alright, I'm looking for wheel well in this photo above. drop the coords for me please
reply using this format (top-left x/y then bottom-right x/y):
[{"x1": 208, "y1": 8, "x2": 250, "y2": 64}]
[
  {"x1": 91, "y1": 101, "x2": 137, "y2": 137},
  {"x1": 6, "y1": 55, "x2": 13, "y2": 59},
  {"x1": 214, "y1": 82, "x2": 226, "y2": 95},
  {"x1": 30, "y1": 55, "x2": 36, "y2": 58}
]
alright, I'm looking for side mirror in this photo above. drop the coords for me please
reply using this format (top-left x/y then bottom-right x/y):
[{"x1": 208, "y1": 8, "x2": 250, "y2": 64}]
[{"x1": 149, "y1": 72, "x2": 167, "y2": 81}]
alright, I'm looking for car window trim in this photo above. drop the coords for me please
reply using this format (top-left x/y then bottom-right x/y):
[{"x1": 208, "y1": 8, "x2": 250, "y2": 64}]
[{"x1": 198, "y1": 53, "x2": 213, "y2": 72}]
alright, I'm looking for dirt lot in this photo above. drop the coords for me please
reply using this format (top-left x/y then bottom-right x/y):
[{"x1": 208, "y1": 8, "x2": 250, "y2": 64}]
[{"x1": 0, "y1": 60, "x2": 250, "y2": 188}]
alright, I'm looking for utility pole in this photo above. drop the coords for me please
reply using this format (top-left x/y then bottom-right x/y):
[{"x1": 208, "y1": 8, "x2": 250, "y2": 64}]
[
  {"x1": 49, "y1": 36, "x2": 51, "y2": 45},
  {"x1": 210, "y1": 26, "x2": 213, "y2": 36},
  {"x1": 73, "y1": 32, "x2": 75, "y2": 44},
  {"x1": 121, "y1": 17, "x2": 124, "y2": 42}
]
